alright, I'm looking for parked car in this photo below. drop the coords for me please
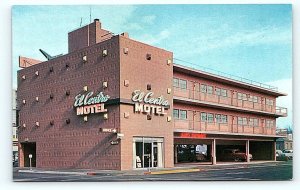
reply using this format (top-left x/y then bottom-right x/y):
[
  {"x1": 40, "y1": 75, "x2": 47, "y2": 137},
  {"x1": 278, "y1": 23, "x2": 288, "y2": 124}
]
[
  {"x1": 221, "y1": 149, "x2": 252, "y2": 161},
  {"x1": 282, "y1": 150, "x2": 293, "y2": 160},
  {"x1": 276, "y1": 150, "x2": 283, "y2": 157}
]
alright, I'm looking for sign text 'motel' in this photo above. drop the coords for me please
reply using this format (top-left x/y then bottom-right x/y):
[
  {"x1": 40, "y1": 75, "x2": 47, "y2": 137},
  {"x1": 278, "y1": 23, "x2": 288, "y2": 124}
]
[
  {"x1": 132, "y1": 90, "x2": 169, "y2": 115},
  {"x1": 74, "y1": 91, "x2": 109, "y2": 115}
]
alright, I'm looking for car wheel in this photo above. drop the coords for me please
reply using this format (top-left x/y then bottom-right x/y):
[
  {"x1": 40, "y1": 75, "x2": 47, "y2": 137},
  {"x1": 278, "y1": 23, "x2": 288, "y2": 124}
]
[{"x1": 234, "y1": 157, "x2": 241, "y2": 162}]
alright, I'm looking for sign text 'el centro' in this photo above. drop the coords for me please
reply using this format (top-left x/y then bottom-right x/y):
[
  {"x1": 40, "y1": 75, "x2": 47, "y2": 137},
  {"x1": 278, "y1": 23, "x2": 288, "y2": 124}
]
[
  {"x1": 132, "y1": 90, "x2": 169, "y2": 115},
  {"x1": 74, "y1": 91, "x2": 110, "y2": 115}
]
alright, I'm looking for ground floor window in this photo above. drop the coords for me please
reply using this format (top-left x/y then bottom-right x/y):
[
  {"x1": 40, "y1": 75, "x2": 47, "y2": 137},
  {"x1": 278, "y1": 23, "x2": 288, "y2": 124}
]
[{"x1": 133, "y1": 137, "x2": 164, "y2": 169}]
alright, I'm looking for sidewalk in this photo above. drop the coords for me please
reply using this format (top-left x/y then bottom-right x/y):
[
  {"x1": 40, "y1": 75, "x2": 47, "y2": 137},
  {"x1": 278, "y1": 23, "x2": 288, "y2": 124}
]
[{"x1": 16, "y1": 160, "x2": 284, "y2": 176}]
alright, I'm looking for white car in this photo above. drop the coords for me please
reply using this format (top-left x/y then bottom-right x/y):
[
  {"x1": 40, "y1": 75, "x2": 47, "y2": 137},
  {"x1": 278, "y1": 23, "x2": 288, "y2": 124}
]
[
  {"x1": 282, "y1": 150, "x2": 293, "y2": 160},
  {"x1": 276, "y1": 150, "x2": 283, "y2": 157}
]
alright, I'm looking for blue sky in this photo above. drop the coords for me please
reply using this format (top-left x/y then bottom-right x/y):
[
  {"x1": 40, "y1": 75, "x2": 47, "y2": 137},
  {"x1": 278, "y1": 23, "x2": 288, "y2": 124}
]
[{"x1": 12, "y1": 4, "x2": 292, "y2": 128}]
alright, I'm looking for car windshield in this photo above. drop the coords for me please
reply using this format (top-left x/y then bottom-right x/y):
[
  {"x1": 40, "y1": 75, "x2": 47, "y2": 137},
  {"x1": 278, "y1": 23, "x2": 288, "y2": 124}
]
[{"x1": 284, "y1": 150, "x2": 292, "y2": 153}]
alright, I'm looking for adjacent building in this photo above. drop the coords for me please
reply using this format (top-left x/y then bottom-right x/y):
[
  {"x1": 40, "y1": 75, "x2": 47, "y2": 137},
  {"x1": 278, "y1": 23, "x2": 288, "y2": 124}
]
[
  {"x1": 12, "y1": 89, "x2": 18, "y2": 162},
  {"x1": 276, "y1": 128, "x2": 293, "y2": 150},
  {"x1": 17, "y1": 19, "x2": 287, "y2": 170}
]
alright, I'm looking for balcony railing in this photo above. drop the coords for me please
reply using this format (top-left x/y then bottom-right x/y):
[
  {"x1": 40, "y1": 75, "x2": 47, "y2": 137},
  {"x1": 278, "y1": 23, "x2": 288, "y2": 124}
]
[
  {"x1": 173, "y1": 87, "x2": 287, "y2": 117},
  {"x1": 174, "y1": 120, "x2": 276, "y2": 136},
  {"x1": 173, "y1": 59, "x2": 279, "y2": 91}
]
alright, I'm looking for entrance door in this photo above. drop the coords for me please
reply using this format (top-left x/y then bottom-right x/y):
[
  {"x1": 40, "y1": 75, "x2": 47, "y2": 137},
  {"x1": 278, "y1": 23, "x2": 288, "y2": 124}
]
[
  {"x1": 21, "y1": 142, "x2": 36, "y2": 167},
  {"x1": 133, "y1": 137, "x2": 164, "y2": 169}
]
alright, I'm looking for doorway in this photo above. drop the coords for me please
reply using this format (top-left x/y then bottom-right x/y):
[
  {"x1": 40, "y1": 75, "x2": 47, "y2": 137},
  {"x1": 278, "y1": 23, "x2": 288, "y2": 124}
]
[
  {"x1": 21, "y1": 142, "x2": 36, "y2": 167},
  {"x1": 133, "y1": 137, "x2": 164, "y2": 169}
]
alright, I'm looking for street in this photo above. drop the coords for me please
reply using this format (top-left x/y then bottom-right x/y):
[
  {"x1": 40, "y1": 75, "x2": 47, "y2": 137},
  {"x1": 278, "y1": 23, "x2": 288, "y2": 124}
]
[{"x1": 13, "y1": 161, "x2": 292, "y2": 182}]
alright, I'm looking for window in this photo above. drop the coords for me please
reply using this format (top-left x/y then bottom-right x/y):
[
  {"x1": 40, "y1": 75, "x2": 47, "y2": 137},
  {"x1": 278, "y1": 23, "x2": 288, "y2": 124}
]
[
  {"x1": 207, "y1": 86, "x2": 213, "y2": 94},
  {"x1": 179, "y1": 79, "x2": 187, "y2": 89},
  {"x1": 253, "y1": 118, "x2": 258, "y2": 126},
  {"x1": 201, "y1": 112, "x2": 207, "y2": 121},
  {"x1": 221, "y1": 89, "x2": 227, "y2": 97},
  {"x1": 249, "y1": 118, "x2": 258, "y2": 126},
  {"x1": 238, "y1": 117, "x2": 247, "y2": 125},
  {"x1": 207, "y1": 113, "x2": 214, "y2": 123},
  {"x1": 180, "y1": 110, "x2": 187, "y2": 120},
  {"x1": 249, "y1": 95, "x2": 253, "y2": 102},
  {"x1": 215, "y1": 88, "x2": 221, "y2": 96},
  {"x1": 238, "y1": 93, "x2": 247, "y2": 100},
  {"x1": 238, "y1": 93, "x2": 242, "y2": 100},
  {"x1": 222, "y1": 115, "x2": 228, "y2": 123},
  {"x1": 216, "y1": 114, "x2": 228, "y2": 123},
  {"x1": 266, "y1": 120, "x2": 274, "y2": 128},
  {"x1": 173, "y1": 78, "x2": 179, "y2": 88},
  {"x1": 238, "y1": 117, "x2": 243, "y2": 125},
  {"x1": 200, "y1": 84, "x2": 207, "y2": 93},
  {"x1": 253, "y1": 96, "x2": 258, "y2": 103},
  {"x1": 173, "y1": 109, "x2": 179, "y2": 119},
  {"x1": 266, "y1": 99, "x2": 274, "y2": 106}
]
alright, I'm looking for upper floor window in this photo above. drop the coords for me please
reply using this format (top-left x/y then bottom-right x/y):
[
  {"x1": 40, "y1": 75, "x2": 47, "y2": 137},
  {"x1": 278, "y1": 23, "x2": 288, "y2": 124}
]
[
  {"x1": 216, "y1": 88, "x2": 228, "y2": 97},
  {"x1": 180, "y1": 110, "x2": 187, "y2": 120},
  {"x1": 253, "y1": 96, "x2": 258, "y2": 103},
  {"x1": 237, "y1": 93, "x2": 247, "y2": 101},
  {"x1": 266, "y1": 99, "x2": 274, "y2": 106},
  {"x1": 173, "y1": 78, "x2": 187, "y2": 90},
  {"x1": 216, "y1": 114, "x2": 228, "y2": 123},
  {"x1": 201, "y1": 112, "x2": 214, "y2": 123},
  {"x1": 266, "y1": 120, "x2": 275, "y2": 128},
  {"x1": 200, "y1": 84, "x2": 207, "y2": 93},
  {"x1": 174, "y1": 109, "x2": 187, "y2": 120},
  {"x1": 173, "y1": 78, "x2": 179, "y2": 88},
  {"x1": 238, "y1": 117, "x2": 247, "y2": 125},
  {"x1": 200, "y1": 84, "x2": 213, "y2": 94},
  {"x1": 201, "y1": 112, "x2": 207, "y2": 121},
  {"x1": 173, "y1": 109, "x2": 179, "y2": 119},
  {"x1": 249, "y1": 118, "x2": 259, "y2": 126},
  {"x1": 215, "y1": 88, "x2": 221, "y2": 96},
  {"x1": 221, "y1": 89, "x2": 227, "y2": 97}
]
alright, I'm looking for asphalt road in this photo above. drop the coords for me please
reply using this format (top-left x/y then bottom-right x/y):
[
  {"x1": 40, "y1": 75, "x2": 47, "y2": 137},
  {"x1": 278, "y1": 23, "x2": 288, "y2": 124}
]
[{"x1": 13, "y1": 161, "x2": 293, "y2": 182}]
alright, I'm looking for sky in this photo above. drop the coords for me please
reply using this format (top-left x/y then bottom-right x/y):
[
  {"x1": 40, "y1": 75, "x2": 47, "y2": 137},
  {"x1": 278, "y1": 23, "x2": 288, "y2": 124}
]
[{"x1": 12, "y1": 4, "x2": 292, "y2": 128}]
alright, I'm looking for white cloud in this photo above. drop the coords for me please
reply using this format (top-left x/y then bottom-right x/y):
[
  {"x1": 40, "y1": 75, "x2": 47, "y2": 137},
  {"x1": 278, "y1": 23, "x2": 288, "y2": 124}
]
[
  {"x1": 164, "y1": 18, "x2": 291, "y2": 58},
  {"x1": 136, "y1": 29, "x2": 170, "y2": 45},
  {"x1": 266, "y1": 78, "x2": 293, "y2": 129}
]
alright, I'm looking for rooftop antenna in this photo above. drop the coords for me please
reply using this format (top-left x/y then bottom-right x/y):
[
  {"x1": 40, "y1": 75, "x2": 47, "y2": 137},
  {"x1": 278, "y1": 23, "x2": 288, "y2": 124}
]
[
  {"x1": 89, "y1": 6, "x2": 92, "y2": 23},
  {"x1": 80, "y1": 17, "x2": 82, "y2": 27}
]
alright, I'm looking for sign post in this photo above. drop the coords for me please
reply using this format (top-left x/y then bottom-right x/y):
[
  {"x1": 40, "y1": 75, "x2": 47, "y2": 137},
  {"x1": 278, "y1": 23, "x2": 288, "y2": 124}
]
[{"x1": 29, "y1": 154, "x2": 32, "y2": 170}]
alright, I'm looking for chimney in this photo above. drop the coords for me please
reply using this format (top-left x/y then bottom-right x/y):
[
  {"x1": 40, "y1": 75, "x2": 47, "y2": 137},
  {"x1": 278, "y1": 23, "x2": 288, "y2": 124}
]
[{"x1": 68, "y1": 18, "x2": 113, "y2": 53}]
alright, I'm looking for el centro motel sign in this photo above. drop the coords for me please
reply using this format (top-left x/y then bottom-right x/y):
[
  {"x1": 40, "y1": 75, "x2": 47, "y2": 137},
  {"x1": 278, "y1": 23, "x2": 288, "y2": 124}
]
[
  {"x1": 74, "y1": 91, "x2": 109, "y2": 115},
  {"x1": 131, "y1": 90, "x2": 169, "y2": 115}
]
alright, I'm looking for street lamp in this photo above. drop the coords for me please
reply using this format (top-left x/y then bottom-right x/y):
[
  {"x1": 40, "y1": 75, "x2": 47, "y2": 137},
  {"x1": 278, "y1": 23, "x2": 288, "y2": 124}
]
[{"x1": 29, "y1": 154, "x2": 32, "y2": 170}]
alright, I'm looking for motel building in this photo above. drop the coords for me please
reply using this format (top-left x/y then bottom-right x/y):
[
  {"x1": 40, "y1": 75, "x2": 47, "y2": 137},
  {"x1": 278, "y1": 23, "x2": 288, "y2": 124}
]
[{"x1": 17, "y1": 19, "x2": 287, "y2": 170}]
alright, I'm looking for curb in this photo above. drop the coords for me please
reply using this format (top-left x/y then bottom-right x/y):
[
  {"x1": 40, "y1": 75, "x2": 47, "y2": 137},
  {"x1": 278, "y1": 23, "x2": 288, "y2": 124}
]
[
  {"x1": 18, "y1": 170, "x2": 87, "y2": 175},
  {"x1": 144, "y1": 168, "x2": 202, "y2": 175}
]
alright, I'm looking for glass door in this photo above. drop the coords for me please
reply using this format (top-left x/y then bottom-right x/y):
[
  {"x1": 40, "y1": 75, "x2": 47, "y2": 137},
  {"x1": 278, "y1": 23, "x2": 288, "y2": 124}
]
[{"x1": 133, "y1": 137, "x2": 164, "y2": 169}]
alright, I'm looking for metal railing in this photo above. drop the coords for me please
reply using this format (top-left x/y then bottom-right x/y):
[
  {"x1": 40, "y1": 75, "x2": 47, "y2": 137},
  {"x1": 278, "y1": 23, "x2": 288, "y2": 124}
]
[
  {"x1": 174, "y1": 58, "x2": 278, "y2": 91},
  {"x1": 174, "y1": 120, "x2": 276, "y2": 136},
  {"x1": 173, "y1": 87, "x2": 287, "y2": 116}
]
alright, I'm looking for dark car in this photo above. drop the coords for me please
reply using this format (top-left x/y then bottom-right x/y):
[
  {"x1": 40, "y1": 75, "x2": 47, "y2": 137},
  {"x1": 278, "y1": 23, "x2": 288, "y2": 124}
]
[{"x1": 221, "y1": 149, "x2": 252, "y2": 161}]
